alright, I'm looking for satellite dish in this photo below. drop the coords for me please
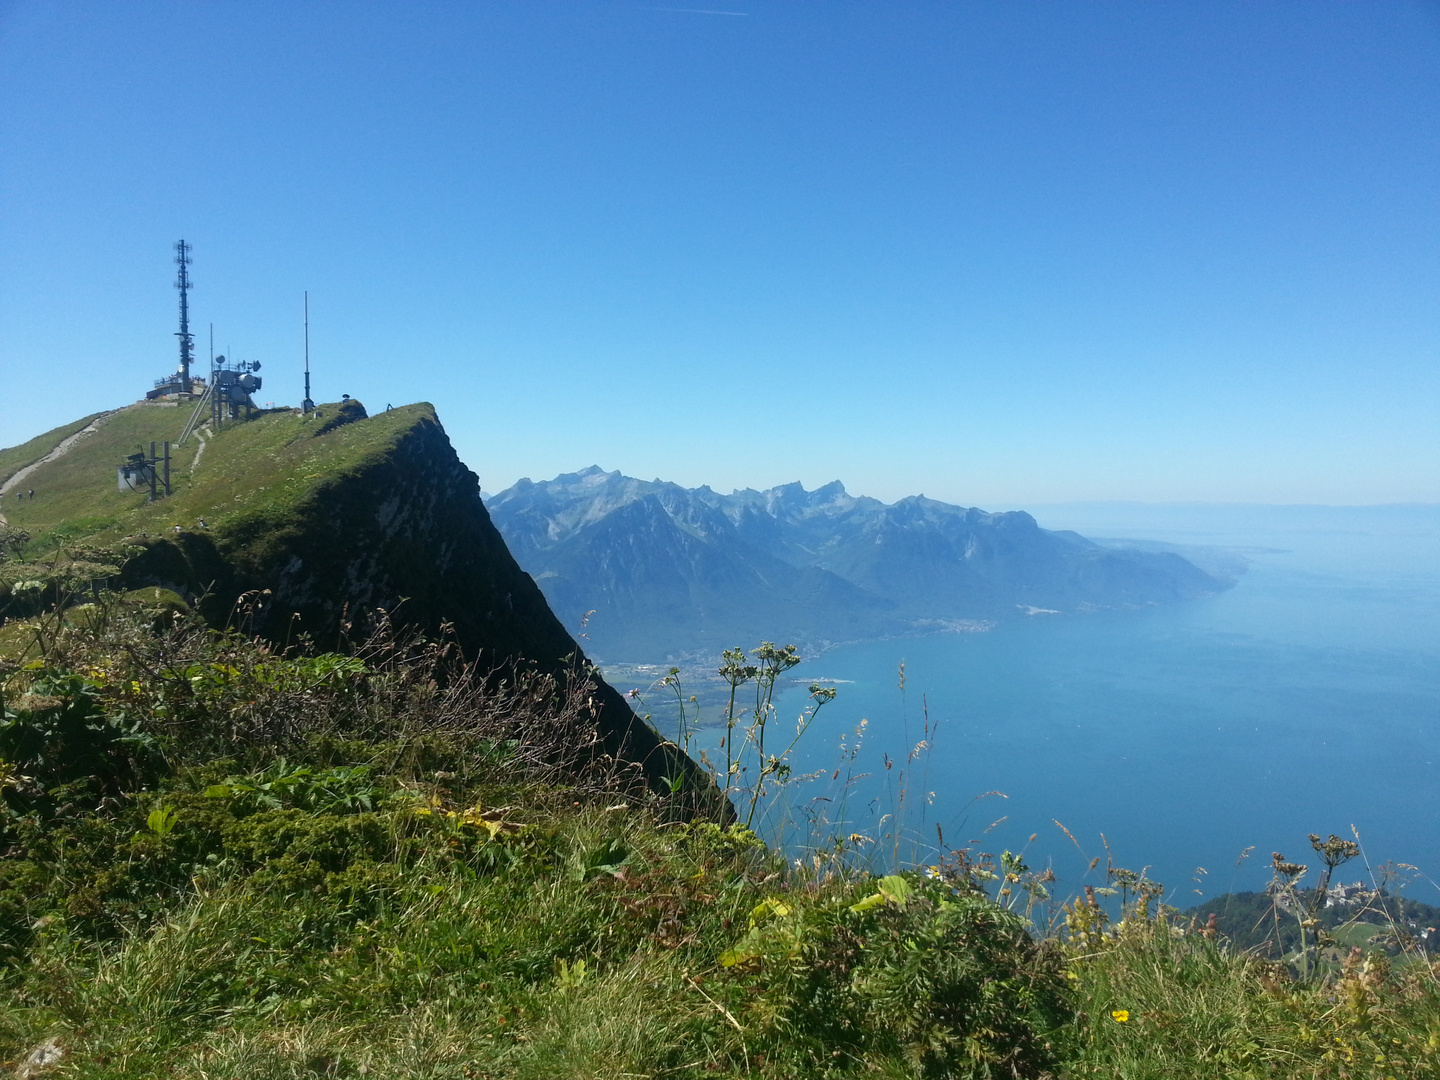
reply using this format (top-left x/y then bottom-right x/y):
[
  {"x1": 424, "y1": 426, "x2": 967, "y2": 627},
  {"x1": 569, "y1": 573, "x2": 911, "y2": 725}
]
[
  {"x1": 252, "y1": 361, "x2": 262, "y2": 370},
  {"x1": 215, "y1": 354, "x2": 226, "y2": 364}
]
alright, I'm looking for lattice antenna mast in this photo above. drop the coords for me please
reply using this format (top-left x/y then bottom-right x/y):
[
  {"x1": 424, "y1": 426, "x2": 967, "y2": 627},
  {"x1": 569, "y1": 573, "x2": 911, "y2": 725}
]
[
  {"x1": 302, "y1": 291, "x2": 314, "y2": 414},
  {"x1": 174, "y1": 240, "x2": 195, "y2": 385}
]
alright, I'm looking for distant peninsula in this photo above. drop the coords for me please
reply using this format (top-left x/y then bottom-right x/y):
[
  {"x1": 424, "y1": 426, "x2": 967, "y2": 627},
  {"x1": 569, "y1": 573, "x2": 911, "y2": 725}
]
[{"x1": 486, "y1": 467, "x2": 1229, "y2": 662}]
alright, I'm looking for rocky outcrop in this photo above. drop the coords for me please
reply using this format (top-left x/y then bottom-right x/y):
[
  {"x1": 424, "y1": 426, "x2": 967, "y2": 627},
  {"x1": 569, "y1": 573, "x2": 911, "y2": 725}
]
[{"x1": 120, "y1": 406, "x2": 701, "y2": 799}]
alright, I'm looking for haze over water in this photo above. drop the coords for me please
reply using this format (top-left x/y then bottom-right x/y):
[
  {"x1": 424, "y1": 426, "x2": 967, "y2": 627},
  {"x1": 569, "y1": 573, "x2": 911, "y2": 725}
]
[{"x1": 770, "y1": 504, "x2": 1440, "y2": 905}]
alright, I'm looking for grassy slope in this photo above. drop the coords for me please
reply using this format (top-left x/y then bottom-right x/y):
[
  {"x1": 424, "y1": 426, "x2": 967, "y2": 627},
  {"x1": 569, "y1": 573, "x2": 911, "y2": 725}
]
[
  {"x1": 0, "y1": 401, "x2": 427, "y2": 551},
  {"x1": 2, "y1": 614, "x2": 1439, "y2": 1079},
  {"x1": 1, "y1": 401, "x2": 706, "y2": 805},
  {"x1": 0, "y1": 619, "x2": 1073, "y2": 1080},
  {"x1": 0, "y1": 412, "x2": 108, "y2": 488}
]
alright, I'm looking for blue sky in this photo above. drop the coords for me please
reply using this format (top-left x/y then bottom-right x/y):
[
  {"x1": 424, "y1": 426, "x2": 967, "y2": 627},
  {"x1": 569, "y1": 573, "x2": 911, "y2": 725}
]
[{"x1": 2, "y1": 1, "x2": 1437, "y2": 506}]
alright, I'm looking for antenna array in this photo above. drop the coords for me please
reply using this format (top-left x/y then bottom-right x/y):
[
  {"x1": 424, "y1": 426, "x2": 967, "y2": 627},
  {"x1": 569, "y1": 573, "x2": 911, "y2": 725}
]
[
  {"x1": 302, "y1": 291, "x2": 314, "y2": 414},
  {"x1": 175, "y1": 240, "x2": 195, "y2": 384}
]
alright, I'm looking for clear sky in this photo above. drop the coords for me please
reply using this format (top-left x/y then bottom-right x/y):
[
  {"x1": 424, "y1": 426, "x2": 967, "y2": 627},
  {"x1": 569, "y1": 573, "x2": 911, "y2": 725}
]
[{"x1": 2, "y1": 1, "x2": 1437, "y2": 507}]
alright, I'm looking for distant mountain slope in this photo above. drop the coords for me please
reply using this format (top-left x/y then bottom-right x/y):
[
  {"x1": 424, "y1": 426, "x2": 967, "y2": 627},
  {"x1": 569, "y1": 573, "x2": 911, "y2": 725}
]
[{"x1": 486, "y1": 467, "x2": 1227, "y2": 661}]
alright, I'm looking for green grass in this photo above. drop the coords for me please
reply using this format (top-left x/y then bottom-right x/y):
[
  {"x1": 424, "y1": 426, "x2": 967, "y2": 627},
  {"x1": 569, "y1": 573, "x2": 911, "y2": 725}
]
[
  {"x1": 0, "y1": 400, "x2": 426, "y2": 587},
  {"x1": 2, "y1": 610, "x2": 1438, "y2": 1079},
  {"x1": 1, "y1": 803, "x2": 768, "y2": 1078},
  {"x1": 0, "y1": 412, "x2": 108, "y2": 489},
  {"x1": 0, "y1": 609, "x2": 1076, "y2": 1079},
  {"x1": 0, "y1": 404, "x2": 190, "y2": 541},
  {"x1": 1063, "y1": 921, "x2": 1440, "y2": 1078},
  {"x1": 0, "y1": 401, "x2": 428, "y2": 557}
]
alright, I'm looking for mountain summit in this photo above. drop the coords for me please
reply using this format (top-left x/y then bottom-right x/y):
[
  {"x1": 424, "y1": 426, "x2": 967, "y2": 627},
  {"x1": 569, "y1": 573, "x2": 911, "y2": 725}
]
[
  {"x1": 0, "y1": 406, "x2": 696, "y2": 794},
  {"x1": 486, "y1": 470, "x2": 1228, "y2": 661}
]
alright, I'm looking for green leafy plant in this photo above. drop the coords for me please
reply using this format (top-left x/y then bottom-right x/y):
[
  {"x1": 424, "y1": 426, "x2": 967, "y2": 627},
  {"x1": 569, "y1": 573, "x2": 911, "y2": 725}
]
[
  {"x1": 146, "y1": 805, "x2": 179, "y2": 837},
  {"x1": 716, "y1": 872, "x2": 1069, "y2": 1077},
  {"x1": 576, "y1": 836, "x2": 631, "y2": 881},
  {"x1": 0, "y1": 667, "x2": 161, "y2": 813},
  {"x1": 204, "y1": 759, "x2": 381, "y2": 815},
  {"x1": 553, "y1": 955, "x2": 589, "y2": 990}
]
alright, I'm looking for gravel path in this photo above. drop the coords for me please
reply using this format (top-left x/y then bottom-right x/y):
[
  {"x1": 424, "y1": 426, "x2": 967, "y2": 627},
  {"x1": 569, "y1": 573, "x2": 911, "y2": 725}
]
[{"x1": 0, "y1": 410, "x2": 116, "y2": 524}]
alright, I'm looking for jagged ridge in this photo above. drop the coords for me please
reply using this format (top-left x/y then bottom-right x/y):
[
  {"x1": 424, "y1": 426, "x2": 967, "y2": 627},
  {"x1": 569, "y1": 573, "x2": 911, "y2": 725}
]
[{"x1": 487, "y1": 466, "x2": 1228, "y2": 660}]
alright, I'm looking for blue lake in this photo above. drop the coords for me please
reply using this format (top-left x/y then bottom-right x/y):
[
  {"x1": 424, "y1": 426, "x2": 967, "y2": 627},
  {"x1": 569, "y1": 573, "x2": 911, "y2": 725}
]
[{"x1": 742, "y1": 504, "x2": 1440, "y2": 906}]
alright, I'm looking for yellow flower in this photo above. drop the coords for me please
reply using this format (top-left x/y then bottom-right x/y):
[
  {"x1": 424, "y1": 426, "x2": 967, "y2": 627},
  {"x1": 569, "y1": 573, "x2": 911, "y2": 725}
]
[{"x1": 1111, "y1": 1010, "x2": 1130, "y2": 1023}]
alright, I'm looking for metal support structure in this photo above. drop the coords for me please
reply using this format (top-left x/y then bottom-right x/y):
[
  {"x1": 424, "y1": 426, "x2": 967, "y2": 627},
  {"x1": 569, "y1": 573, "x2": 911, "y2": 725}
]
[
  {"x1": 212, "y1": 350, "x2": 224, "y2": 428},
  {"x1": 118, "y1": 442, "x2": 172, "y2": 501},
  {"x1": 175, "y1": 240, "x2": 194, "y2": 385},
  {"x1": 207, "y1": 352, "x2": 262, "y2": 428},
  {"x1": 302, "y1": 291, "x2": 314, "y2": 414},
  {"x1": 177, "y1": 382, "x2": 212, "y2": 447}
]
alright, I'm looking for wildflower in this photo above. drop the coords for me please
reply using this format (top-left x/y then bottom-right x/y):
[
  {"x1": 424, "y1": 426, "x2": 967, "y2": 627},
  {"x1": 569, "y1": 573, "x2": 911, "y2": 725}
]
[{"x1": 1111, "y1": 1010, "x2": 1130, "y2": 1023}]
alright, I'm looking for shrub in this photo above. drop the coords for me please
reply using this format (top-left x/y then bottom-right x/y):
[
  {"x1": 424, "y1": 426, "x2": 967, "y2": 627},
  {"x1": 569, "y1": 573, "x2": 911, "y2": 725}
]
[
  {"x1": 721, "y1": 873, "x2": 1069, "y2": 1077},
  {"x1": 0, "y1": 669, "x2": 162, "y2": 816}
]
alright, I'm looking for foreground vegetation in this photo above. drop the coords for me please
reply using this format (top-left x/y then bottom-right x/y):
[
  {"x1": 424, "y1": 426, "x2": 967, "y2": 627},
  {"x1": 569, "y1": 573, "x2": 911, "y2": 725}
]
[{"x1": 2, "y1": 596, "x2": 1439, "y2": 1077}]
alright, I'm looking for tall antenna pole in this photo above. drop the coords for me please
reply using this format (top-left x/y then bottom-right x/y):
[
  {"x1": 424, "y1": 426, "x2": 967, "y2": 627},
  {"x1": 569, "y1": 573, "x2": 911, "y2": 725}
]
[
  {"x1": 174, "y1": 240, "x2": 194, "y2": 386},
  {"x1": 302, "y1": 291, "x2": 314, "y2": 414}
]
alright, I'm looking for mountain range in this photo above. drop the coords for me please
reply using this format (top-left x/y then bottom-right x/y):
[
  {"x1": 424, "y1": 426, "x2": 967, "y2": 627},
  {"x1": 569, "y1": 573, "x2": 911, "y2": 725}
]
[{"x1": 485, "y1": 467, "x2": 1228, "y2": 661}]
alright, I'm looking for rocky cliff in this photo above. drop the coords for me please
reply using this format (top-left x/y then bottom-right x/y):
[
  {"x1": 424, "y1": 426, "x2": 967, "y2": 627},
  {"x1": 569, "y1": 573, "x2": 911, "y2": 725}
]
[{"x1": 0, "y1": 402, "x2": 694, "y2": 796}]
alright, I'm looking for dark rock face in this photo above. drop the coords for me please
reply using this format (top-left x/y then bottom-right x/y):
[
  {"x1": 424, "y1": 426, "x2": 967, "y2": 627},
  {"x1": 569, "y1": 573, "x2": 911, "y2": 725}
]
[
  {"x1": 121, "y1": 412, "x2": 692, "y2": 795},
  {"x1": 487, "y1": 468, "x2": 1229, "y2": 661}
]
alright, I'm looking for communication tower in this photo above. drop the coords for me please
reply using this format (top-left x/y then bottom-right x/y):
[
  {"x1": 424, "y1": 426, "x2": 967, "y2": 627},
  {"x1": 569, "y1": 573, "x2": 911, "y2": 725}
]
[
  {"x1": 147, "y1": 239, "x2": 205, "y2": 399},
  {"x1": 302, "y1": 292, "x2": 315, "y2": 414},
  {"x1": 175, "y1": 239, "x2": 195, "y2": 385}
]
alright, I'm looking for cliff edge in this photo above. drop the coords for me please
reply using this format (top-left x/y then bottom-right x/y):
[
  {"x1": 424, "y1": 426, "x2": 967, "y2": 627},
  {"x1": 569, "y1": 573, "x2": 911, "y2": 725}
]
[{"x1": 0, "y1": 401, "x2": 692, "y2": 795}]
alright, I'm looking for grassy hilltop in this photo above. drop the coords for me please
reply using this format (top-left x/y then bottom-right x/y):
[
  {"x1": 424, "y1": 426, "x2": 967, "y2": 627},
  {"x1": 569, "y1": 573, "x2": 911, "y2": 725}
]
[
  {"x1": 0, "y1": 399, "x2": 687, "y2": 794},
  {"x1": 2, "y1": 404, "x2": 1439, "y2": 1078},
  {"x1": 0, "y1": 399, "x2": 425, "y2": 550}
]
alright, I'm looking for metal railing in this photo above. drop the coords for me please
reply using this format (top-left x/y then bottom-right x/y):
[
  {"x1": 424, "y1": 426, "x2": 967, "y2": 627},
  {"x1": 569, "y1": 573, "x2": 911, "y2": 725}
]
[{"x1": 176, "y1": 382, "x2": 212, "y2": 448}]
